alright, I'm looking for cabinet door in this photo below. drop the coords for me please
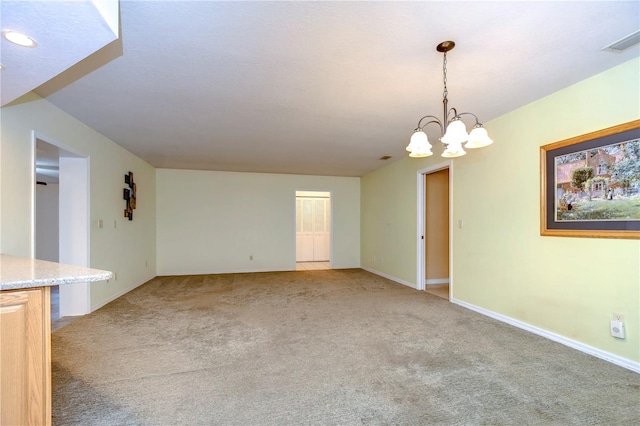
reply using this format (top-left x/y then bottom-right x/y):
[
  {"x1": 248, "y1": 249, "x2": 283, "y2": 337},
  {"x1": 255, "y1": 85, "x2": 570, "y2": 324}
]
[{"x1": 0, "y1": 287, "x2": 51, "y2": 426}]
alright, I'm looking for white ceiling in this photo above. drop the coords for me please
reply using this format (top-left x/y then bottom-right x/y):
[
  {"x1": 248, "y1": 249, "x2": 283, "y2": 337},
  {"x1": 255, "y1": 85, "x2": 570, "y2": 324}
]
[
  {"x1": 0, "y1": 0, "x2": 118, "y2": 106},
  {"x1": 4, "y1": 1, "x2": 640, "y2": 177}
]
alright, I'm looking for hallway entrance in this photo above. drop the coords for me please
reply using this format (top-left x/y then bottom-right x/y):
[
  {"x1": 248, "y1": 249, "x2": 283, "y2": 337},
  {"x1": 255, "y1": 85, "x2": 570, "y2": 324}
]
[{"x1": 33, "y1": 134, "x2": 91, "y2": 319}]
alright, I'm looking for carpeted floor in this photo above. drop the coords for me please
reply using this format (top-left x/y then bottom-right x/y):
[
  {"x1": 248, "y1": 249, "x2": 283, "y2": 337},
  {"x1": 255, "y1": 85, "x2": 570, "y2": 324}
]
[{"x1": 52, "y1": 269, "x2": 639, "y2": 425}]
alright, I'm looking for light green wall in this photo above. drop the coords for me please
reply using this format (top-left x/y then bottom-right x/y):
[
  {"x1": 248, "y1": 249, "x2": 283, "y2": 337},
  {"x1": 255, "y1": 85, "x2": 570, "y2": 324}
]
[
  {"x1": 0, "y1": 93, "x2": 157, "y2": 309},
  {"x1": 156, "y1": 169, "x2": 360, "y2": 275},
  {"x1": 361, "y1": 58, "x2": 640, "y2": 363},
  {"x1": 361, "y1": 155, "x2": 423, "y2": 284}
]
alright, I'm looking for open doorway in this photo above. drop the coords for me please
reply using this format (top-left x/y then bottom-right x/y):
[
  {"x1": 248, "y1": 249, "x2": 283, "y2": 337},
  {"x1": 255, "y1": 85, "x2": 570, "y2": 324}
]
[
  {"x1": 417, "y1": 162, "x2": 452, "y2": 300},
  {"x1": 33, "y1": 134, "x2": 91, "y2": 324},
  {"x1": 295, "y1": 191, "x2": 331, "y2": 271},
  {"x1": 35, "y1": 141, "x2": 61, "y2": 322}
]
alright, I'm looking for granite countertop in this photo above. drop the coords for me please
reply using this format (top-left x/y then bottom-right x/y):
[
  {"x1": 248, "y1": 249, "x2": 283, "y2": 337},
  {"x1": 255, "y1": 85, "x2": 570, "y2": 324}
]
[{"x1": 0, "y1": 254, "x2": 113, "y2": 291}]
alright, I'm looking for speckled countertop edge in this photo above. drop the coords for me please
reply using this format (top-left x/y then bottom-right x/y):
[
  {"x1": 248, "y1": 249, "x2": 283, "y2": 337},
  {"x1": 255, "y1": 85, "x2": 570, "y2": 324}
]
[{"x1": 0, "y1": 255, "x2": 113, "y2": 291}]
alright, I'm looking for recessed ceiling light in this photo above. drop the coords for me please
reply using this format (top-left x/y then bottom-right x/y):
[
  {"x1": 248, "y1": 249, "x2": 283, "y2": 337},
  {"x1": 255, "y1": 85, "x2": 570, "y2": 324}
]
[{"x1": 2, "y1": 30, "x2": 37, "y2": 47}]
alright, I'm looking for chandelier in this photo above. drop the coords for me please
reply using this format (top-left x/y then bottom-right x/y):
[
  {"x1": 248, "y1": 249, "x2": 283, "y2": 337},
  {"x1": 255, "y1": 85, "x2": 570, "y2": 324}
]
[{"x1": 406, "y1": 41, "x2": 493, "y2": 158}]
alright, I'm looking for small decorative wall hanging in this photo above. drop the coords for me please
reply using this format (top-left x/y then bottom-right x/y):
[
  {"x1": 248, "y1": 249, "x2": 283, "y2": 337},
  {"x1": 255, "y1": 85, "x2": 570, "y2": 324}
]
[{"x1": 123, "y1": 171, "x2": 136, "y2": 220}]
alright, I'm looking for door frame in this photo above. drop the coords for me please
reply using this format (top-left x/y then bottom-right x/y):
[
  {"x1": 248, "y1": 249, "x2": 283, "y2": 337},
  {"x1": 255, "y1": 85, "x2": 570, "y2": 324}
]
[
  {"x1": 32, "y1": 131, "x2": 91, "y2": 316},
  {"x1": 416, "y1": 161, "x2": 452, "y2": 293}
]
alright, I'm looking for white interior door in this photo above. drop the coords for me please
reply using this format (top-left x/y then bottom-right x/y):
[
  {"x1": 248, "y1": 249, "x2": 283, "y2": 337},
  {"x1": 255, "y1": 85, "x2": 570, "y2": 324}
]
[
  {"x1": 296, "y1": 198, "x2": 314, "y2": 261},
  {"x1": 296, "y1": 194, "x2": 331, "y2": 262},
  {"x1": 312, "y1": 198, "x2": 330, "y2": 261}
]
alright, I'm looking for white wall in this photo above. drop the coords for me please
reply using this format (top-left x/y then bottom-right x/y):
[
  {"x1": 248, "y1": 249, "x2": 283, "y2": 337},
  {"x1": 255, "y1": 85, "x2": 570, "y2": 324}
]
[
  {"x1": 35, "y1": 183, "x2": 59, "y2": 262},
  {"x1": 156, "y1": 169, "x2": 360, "y2": 275},
  {"x1": 58, "y1": 157, "x2": 91, "y2": 315},
  {"x1": 0, "y1": 92, "x2": 157, "y2": 311}
]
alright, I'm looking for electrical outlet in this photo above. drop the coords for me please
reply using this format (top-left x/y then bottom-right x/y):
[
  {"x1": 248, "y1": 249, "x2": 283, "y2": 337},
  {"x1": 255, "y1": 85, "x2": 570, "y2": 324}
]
[
  {"x1": 379, "y1": 257, "x2": 384, "y2": 263},
  {"x1": 610, "y1": 320, "x2": 625, "y2": 339},
  {"x1": 98, "y1": 219, "x2": 103, "y2": 229},
  {"x1": 613, "y1": 313, "x2": 624, "y2": 322}
]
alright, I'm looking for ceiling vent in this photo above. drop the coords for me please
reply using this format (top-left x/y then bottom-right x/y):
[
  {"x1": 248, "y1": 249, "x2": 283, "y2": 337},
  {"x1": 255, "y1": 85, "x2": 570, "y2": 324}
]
[{"x1": 602, "y1": 30, "x2": 640, "y2": 53}]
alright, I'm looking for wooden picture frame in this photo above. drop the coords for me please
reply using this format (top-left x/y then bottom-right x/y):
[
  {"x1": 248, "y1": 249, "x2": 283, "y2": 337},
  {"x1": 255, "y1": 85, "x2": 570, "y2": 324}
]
[{"x1": 540, "y1": 119, "x2": 640, "y2": 239}]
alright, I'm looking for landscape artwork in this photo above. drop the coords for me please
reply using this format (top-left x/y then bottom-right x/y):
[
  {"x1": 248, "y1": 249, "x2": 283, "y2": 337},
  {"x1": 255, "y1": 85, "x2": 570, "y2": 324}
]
[
  {"x1": 554, "y1": 138, "x2": 640, "y2": 222},
  {"x1": 540, "y1": 120, "x2": 640, "y2": 239}
]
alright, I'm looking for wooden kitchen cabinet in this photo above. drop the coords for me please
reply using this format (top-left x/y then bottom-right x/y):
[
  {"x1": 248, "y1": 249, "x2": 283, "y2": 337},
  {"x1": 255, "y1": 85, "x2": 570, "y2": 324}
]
[
  {"x1": 0, "y1": 254, "x2": 112, "y2": 425},
  {"x1": 0, "y1": 286, "x2": 51, "y2": 426}
]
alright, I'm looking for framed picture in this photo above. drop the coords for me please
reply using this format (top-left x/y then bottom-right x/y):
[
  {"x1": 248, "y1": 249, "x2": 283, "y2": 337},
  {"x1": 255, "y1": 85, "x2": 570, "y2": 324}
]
[{"x1": 540, "y1": 120, "x2": 640, "y2": 239}]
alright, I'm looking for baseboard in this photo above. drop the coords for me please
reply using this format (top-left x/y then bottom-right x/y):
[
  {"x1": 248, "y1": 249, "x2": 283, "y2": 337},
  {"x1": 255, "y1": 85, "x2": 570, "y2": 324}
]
[
  {"x1": 91, "y1": 273, "x2": 156, "y2": 312},
  {"x1": 157, "y1": 266, "x2": 297, "y2": 276},
  {"x1": 452, "y1": 298, "x2": 640, "y2": 374},
  {"x1": 426, "y1": 278, "x2": 450, "y2": 285},
  {"x1": 360, "y1": 266, "x2": 417, "y2": 290}
]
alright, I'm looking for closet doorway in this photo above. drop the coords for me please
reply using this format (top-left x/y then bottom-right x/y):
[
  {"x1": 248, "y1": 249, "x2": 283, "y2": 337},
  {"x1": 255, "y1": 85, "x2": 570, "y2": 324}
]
[
  {"x1": 417, "y1": 162, "x2": 452, "y2": 300},
  {"x1": 295, "y1": 191, "x2": 331, "y2": 270}
]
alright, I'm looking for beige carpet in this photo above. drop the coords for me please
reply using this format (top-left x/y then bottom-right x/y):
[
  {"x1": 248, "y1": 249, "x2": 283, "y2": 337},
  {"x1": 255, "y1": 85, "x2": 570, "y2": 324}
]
[{"x1": 52, "y1": 269, "x2": 639, "y2": 425}]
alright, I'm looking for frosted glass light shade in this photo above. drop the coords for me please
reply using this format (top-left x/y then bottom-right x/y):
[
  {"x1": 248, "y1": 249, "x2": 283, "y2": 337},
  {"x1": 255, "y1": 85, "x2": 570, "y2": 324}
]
[
  {"x1": 442, "y1": 141, "x2": 466, "y2": 158},
  {"x1": 465, "y1": 126, "x2": 493, "y2": 148},
  {"x1": 440, "y1": 119, "x2": 469, "y2": 145},
  {"x1": 406, "y1": 130, "x2": 433, "y2": 157},
  {"x1": 409, "y1": 146, "x2": 433, "y2": 157}
]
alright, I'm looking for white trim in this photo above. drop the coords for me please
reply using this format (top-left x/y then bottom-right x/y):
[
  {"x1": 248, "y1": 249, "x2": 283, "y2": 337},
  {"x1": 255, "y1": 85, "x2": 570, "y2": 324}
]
[
  {"x1": 452, "y1": 298, "x2": 640, "y2": 374},
  {"x1": 448, "y1": 163, "x2": 454, "y2": 301},
  {"x1": 91, "y1": 273, "x2": 156, "y2": 312},
  {"x1": 416, "y1": 171, "x2": 425, "y2": 291},
  {"x1": 30, "y1": 132, "x2": 36, "y2": 259},
  {"x1": 426, "y1": 278, "x2": 450, "y2": 285},
  {"x1": 33, "y1": 131, "x2": 87, "y2": 159},
  {"x1": 361, "y1": 266, "x2": 417, "y2": 290},
  {"x1": 158, "y1": 266, "x2": 299, "y2": 276}
]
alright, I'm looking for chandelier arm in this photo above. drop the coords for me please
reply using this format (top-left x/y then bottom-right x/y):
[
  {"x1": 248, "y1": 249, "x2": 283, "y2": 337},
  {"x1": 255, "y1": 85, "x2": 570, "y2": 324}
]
[
  {"x1": 455, "y1": 112, "x2": 482, "y2": 126},
  {"x1": 416, "y1": 115, "x2": 442, "y2": 130},
  {"x1": 446, "y1": 107, "x2": 459, "y2": 123},
  {"x1": 419, "y1": 119, "x2": 444, "y2": 135}
]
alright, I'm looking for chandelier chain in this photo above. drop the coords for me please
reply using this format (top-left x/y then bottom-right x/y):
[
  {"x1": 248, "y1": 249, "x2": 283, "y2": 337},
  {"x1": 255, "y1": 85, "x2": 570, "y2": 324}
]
[{"x1": 442, "y1": 51, "x2": 448, "y2": 101}]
